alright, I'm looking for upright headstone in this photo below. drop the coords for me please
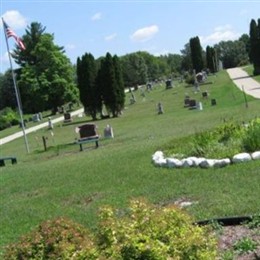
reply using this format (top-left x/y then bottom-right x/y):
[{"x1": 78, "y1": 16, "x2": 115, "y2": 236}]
[
  {"x1": 104, "y1": 124, "x2": 114, "y2": 138},
  {"x1": 48, "y1": 117, "x2": 53, "y2": 129},
  {"x1": 32, "y1": 113, "x2": 40, "y2": 122},
  {"x1": 64, "y1": 112, "x2": 72, "y2": 123},
  {"x1": 165, "y1": 79, "x2": 173, "y2": 89},
  {"x1": 38, "y1": 112, "x2": 43, "y2": 121},
  {"x1": 158, "y1": 102, "x2": 164, "y2": 114}
]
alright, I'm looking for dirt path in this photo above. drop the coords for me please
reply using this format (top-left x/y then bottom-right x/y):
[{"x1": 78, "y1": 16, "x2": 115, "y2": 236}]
[{"x1": 226, "y1": 67, "x2": 260, "y2": 99}]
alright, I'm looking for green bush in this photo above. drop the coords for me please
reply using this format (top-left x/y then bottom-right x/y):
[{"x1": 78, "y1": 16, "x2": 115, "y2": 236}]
[
  {"x1": 190, "y1": 130, "x2": 216, "y2": 157},
  {"x1": 184, "y1": 73, "x2": 195, "y2": 85},
  {"x1": 97, "y1": 199, "x2": 217, "y2": 259},
  {"x1": 4, "y1": 200, "x2": 217, "y2": 259},
  {"x1": 3, "y1": 217, "x2": 98, "y2": 260},
  {"x1": 242, "y1": 118, "x2": 260, "y2": 152},
  {"x1": 0, "y1": 107, "x2": 19, "y2": 130}
]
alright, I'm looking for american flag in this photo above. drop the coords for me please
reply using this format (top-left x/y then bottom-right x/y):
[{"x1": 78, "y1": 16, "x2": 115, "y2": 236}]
[{"x1": 2, "y1": 19, "x2": 26, "y2": 50}]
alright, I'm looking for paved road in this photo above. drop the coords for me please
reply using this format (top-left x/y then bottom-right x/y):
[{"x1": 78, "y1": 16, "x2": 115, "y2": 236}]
[
  {"x1": 0, "y1": 108, "x2": 84, "y2": 145},
  {"x1": 226, "y1": 67, "x2": 260, "y2": 99}
]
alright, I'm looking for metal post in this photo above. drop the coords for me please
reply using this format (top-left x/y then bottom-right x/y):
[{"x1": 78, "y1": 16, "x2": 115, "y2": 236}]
[{"x1": 2, "y1": 18, "x2": 29, "y2": 153}]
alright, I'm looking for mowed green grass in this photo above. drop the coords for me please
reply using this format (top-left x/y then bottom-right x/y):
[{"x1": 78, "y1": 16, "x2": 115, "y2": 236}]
[{"x1": 0, "y1": 69, "x2": 260, "y2": 253}]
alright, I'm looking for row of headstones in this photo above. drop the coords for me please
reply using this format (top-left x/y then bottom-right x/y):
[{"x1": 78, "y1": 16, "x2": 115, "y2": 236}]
[
  {"x1": 184, "y1": 94, "x2": 216, "y2": 110},
  {"x1": 152, "y1": 151, "x2": 260, "y2": 168}
]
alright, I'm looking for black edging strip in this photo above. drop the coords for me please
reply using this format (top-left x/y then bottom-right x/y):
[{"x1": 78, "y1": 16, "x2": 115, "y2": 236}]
[{"x1": 195, "y1": 216, "x2": 253, "y2": 226}]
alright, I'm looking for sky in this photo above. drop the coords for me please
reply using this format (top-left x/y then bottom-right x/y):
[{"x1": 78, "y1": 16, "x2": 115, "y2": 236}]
[{"x1": 0, "y1": 0, "x2": 260, "y2": 73}]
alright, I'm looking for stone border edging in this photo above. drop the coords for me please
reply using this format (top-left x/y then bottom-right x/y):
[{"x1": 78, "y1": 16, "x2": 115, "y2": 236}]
[{"x1": 152, "y1": 151, "x2": 260, "y2": 168}]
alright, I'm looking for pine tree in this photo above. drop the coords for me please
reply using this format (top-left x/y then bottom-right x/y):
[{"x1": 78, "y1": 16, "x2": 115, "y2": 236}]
[
  {"x1": 76, "y1": 53, "x2": 101, "y2": 120},
  {"x1": 206, "y1": 46, "x2": 218, "y2": 73},
  {"x1": 113, "y1": 55, "x2": 125, "y2": 114},
  {"x1": 96, "y1": 53, "x2": 125, "y2": 118},
  {"x1": 189, "y1": 36, "x2": 204, "y2": 73},
  {"x1": 249, "y1": 18, "x2": 260, "y2": 75}
]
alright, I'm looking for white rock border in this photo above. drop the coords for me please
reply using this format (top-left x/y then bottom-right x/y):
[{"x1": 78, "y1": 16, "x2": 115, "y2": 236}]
[{"x1": 152, "y1": 151, "x2": 260, "y2": 169}]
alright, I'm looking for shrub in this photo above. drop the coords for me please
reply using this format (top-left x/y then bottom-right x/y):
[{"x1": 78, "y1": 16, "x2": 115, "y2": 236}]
[
  {"x1": 190, "y1": 130, "x2": 216, "y2": 157},
  {"x1": 97, "y1": 199, "x2": 217, "y2": 259},
  {"x1": 242, "y1": 118, "x2": 260, "y2": 152},
  {"x1": 4, "y1": 201, "x2": 218, "y2": 259},
  {"x1": 3, "y1": 217, "x2": 98, "y2": 260},
  {"x1": 184, "y1": 73, "x2": 195, "y2": 85},
  {"x1": 0, "y1": 107, "x2": 19, "y2": 130}
]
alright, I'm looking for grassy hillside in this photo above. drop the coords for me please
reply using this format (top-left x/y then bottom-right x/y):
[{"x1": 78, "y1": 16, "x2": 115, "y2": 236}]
[{"x1": 0, "y1": 69, "x2": 260, "y2": 253}]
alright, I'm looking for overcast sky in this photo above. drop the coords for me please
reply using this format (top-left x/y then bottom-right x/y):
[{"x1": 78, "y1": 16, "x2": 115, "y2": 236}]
[{"x1": 1, "y1": 0, "x2": 259, "y2": 73}]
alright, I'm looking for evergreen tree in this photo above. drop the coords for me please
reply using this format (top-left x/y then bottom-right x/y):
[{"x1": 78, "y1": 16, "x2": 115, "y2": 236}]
[
  {"x1": 113, "y1": 55, "x2": 125, "y2": 114},
  {"x1": 76, "y1": 53, "x2": 101, "y2": 120},
  {"x1": 189, "y1": 36, "x2": 204, "y2": 73},
  {"x1": 0, "y1": 70, "x2": 17, "y2": 110},
  {"x1": 180, "y1": 43, "x2": 193, "y2": 72},
  {"x1": 206, "y1": 46, "x2": 218, "y2": 73},
  {"x1": 97, "y1": 53, "x2": 125, "y2": 117},
  {"x1": 249, "y1": 19, "x2": 260, "y2": 75}
]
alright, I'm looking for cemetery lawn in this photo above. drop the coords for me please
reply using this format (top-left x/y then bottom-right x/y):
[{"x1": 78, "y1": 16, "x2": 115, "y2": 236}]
[{"x1": 1, "y1": 69, "x2": 260, "y2": 254}]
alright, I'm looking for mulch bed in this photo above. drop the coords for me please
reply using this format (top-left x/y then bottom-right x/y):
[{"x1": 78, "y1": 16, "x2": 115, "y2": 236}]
[{"x1": 217, "y1": 225, "x2": 260, "y2": 259}]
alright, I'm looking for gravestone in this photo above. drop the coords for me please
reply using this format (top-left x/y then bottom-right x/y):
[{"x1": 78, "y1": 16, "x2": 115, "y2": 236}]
[
  {"x1": 197, "y1": 102, "x2": 203, "y2": 111},
  {"x1": 64, "y1": 112, "x2": 72, "y2": 123},
  {"x1": 184, "y1": 95, "x2": 190, "y2": 107},
  {"x1": 189, "y1": 99, "x2": 197, "y2": 109},
  {"x1": 194, "y1": 80, "x2": 200, "y2": 92},
  {"x1": 165, "y1": 79, "x2": 173, "y2": 89},
  {"x1": 211, "y1": 99, "x2": 217, "y2": 106},
  {"x1": 202, "y1": 91, "x2": 208, "y2": 98},
  {"x1": 158, "y1": 102, "x2": 164, "y2": 114},
  {"x1": 32, "y1": 114, "x2": 40, "y2": 122},
  {"x1": 38, "y1": 112, "x2": 43, "y2": 120},
  {"x1": 78, "y1": 124, "x2": 98, "y2": 139},
  {"x1": 48, "y1": 117, "x2": 53, "y2": 129},
  {"x1": 104, "y1": 124, "x2": 114, "y2": 138}
]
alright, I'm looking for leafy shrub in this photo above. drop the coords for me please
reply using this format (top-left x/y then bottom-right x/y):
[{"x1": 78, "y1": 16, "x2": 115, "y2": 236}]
[
  {"x1": 242, "y1": 118, "x2": 260, "y2": 152},
  {"x1": 190, "y1": 130, "x2": 216, "y2": 157},
  {"x1": 233, "y1": 237, "x2": 257, "y2": 255},
  {"x1": 0, "y1": 107, "x2": 19, "y2": 130},
  {"x1": 3, "y1": 217, "x2": 98, "y2": 260},
  {"x1": 97, "y1": 199, "x2": 217, "y2": 259},
  {"x1": 164, "y1": 118, "x2": 260, "y2": 159},
  {"x1": 3, "y1": 201, "x2": 218, "y2": 259},
  {"x1": 184, "y1": 73, "x2": 195, "y2": 85}
]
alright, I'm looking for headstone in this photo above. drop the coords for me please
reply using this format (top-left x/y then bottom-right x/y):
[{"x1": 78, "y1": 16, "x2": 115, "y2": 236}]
[
  {"x1": 202, "y1": 91, "x2": 208, "y2": 98},
  {"x1": 197, "y1": 102, "x2": 203, "y2": 111},
  {"x1": 78, "y1": 124, "x2": 98, "y2": 139},
  {"x1": 194, "y1": 80, "x2": 200, "y2": 92},
  {"x1": 184, "y1": 97, "x2": 190, "y2": 107},
  {"x1": 165, "y1": 79, "x2": 173, "y2": 89},
  {"x1": 63, "y1": 112, "x2": 72, "y2": 123},
  {"x1": 189, "y1": 99, "x2": 197, "y2": 109},
  {"x1": 48, "y1": 117, "x2": 53, "y2": 129},
  {"x1": 38, "y1": 112, "x2": 43, "y2": 120},
  {"x1": 157, "y1": 102, "x2": 164, "y2": 114},
  {"x1": 104, "y1": 124, "x2": 114, "y2": 138},
  {"x1": 32, "y1": 114, "x2": 40, "y2": 122},
  {"x1": 211, "y1": 99, "x2": 217, "y2": 106}
]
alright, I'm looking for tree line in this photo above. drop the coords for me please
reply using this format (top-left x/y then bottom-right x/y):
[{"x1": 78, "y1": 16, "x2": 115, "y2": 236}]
[{"x1": 0, "y1": 18, "x2": 259, "y2": 126}]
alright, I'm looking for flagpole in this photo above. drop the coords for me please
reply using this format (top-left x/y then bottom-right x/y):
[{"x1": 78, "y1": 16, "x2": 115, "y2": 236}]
[{"x1": 2, "y1": 18, "x2": 30, "y2": 153}]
